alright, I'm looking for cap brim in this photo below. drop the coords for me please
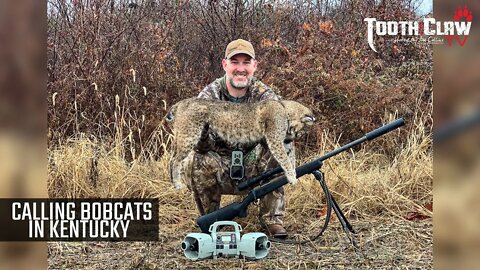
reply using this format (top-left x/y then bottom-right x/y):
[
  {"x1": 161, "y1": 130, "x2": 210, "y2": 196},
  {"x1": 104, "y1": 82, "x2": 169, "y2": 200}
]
[{"x1": 226, "y1": 50, "x2": 255, "y2": 59}]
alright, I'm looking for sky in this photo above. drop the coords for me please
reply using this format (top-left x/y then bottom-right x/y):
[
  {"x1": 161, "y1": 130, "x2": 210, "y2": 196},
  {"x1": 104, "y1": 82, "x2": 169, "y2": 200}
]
[{"x1": 417, "y1": 0, "x2": 433, "y2": 16}]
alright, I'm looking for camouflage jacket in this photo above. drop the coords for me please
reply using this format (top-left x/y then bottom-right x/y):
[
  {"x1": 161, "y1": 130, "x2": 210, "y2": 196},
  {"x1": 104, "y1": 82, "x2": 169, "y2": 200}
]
[
  {"x1": 198, "y1": 76, "x2": 279, "y2": 102},
  {"x1": 196, "y1": 76, "x2": 279, "y2": 157}
]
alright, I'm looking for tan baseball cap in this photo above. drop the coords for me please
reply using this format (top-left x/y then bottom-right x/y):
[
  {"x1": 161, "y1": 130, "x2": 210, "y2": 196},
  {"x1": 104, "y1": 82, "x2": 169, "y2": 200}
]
[{"x1": 225, "y1": 39, "x2": 255, "y2": 59}]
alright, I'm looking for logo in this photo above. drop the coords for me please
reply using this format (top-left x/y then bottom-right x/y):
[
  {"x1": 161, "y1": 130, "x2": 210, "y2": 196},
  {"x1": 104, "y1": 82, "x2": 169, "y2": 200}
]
[{"x1": 364, "y1": 5, "x2": 473, "y2": 52}]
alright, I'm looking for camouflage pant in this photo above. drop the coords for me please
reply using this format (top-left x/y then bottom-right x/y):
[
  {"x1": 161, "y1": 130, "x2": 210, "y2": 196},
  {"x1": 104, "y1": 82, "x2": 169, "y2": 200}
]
[{"x1": 179, "y1": 145, "x2": 286, "y2": 225}]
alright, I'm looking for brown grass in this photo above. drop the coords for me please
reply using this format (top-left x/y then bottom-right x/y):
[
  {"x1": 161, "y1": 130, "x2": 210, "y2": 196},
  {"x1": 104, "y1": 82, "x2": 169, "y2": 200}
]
[{"x1": 47, "y1": 104, "x2": 432, "y2": 269}]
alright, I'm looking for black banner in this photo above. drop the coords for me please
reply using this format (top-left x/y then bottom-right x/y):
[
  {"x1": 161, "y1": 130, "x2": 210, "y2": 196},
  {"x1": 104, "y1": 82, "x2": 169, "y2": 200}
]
[{"x1": 0, "y1": 198, "x2": 159, "y2": 241}]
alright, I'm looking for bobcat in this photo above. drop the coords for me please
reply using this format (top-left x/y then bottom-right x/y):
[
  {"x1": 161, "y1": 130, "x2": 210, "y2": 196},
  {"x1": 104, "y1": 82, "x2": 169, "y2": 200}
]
[{"x1": 166, "y1": 98, "x2": 315, "y2": 189}]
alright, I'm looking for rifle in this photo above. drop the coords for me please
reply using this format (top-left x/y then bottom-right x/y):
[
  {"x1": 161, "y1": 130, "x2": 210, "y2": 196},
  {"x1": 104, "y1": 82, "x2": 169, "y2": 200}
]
[
  {"x1": 197, "y1": 118, "x2": 405, "y2": 233},
  {"x1": 433, "y1": 110, "x2": 480, "y2": 143}
]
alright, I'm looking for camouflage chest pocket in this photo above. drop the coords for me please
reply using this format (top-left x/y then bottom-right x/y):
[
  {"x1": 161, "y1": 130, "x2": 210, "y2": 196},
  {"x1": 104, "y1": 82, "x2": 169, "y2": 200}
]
[{"x1": 243, "y1": 150, "x2": 257, "y2": 166}]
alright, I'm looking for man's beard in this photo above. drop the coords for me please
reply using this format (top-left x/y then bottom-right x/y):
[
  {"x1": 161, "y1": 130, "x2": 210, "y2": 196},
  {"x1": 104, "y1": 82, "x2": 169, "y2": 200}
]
[{"x1": 228, "y1": 74, "x2": 252, "y2": 89}]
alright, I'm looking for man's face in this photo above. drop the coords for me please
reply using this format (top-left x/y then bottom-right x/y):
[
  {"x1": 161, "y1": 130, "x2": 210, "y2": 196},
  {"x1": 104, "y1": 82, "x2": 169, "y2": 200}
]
[{"x1": 222, "y1": 54, "x2": 257, "y2": 90}]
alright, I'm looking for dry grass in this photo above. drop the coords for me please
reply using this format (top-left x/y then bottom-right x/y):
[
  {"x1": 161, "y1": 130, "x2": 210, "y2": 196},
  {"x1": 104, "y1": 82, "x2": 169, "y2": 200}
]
[
  {"x1": 46, "y1": 2, "x2": 432, "y2": 268},
  {"x1": 47, "y1": 108, "x2": 432, "y2": 269},
  {"x1": 48, "y1": 219, "x2": 432, "y2": 269}
]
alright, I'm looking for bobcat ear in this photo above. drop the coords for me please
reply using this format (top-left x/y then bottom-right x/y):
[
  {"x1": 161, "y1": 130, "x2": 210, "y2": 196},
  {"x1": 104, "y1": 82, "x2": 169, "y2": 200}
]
[{"x1": 302, "y1": 115, "x2": 315, "y2": 125}]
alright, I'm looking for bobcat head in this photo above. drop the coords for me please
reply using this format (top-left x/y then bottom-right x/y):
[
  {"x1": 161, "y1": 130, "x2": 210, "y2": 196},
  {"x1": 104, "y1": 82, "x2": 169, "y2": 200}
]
[{"x1": 281, "y1": 100, "x2": 315, "y2": 142}]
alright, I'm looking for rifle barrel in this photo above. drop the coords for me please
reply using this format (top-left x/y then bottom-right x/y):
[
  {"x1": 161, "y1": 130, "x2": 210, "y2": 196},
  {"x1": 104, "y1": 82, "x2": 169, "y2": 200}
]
[
  {"x1": 237, "y1": 118, "x2": 405, "y2": 191},
  {"x1": 433, "y1": 111, "x2": 480, "y2": 143}
]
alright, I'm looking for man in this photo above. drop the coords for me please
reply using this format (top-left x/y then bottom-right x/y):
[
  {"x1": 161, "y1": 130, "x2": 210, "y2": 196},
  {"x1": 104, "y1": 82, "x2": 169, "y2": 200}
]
[{"x1": 182, "y1": 39, "x2": 292, "y2": 237}]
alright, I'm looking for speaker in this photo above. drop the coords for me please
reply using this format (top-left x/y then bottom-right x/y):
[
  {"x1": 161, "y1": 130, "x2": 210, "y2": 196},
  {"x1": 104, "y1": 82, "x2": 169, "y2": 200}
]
[
  {"x1": 181, "y1": 233, "x2": 214, "y2": 260},
  {"x1": 239, "y1": 233, "x2": 271, "y2": 260},
  {"x1": 181, "y1": 221, "x2": 271, "y2": 260}
]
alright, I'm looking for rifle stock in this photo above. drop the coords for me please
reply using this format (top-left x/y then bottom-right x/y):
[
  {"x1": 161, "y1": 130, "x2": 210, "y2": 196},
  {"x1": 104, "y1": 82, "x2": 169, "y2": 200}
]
[
  {"x1": 196, "y1": 118, "x2": 405, "y2": 232},
  {"x1": 197, "y1": 195, "x2": 252, "y2": 233}
]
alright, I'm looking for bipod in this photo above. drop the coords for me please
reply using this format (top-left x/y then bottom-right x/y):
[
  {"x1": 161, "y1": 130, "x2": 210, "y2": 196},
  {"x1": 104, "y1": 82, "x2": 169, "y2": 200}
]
[
  {"x1": 312, "y1": 170, "x2": 358, "y2": 248},
  {"x1": 268, "y1": 170, "x2": 357, "y2": 247}
]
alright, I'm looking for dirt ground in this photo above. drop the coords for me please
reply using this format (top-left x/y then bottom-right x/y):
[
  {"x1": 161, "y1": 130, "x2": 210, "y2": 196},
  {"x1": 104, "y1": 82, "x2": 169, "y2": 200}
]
[{"x1": 48, "y1": 217, "x2": 432, "y2": 270}]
